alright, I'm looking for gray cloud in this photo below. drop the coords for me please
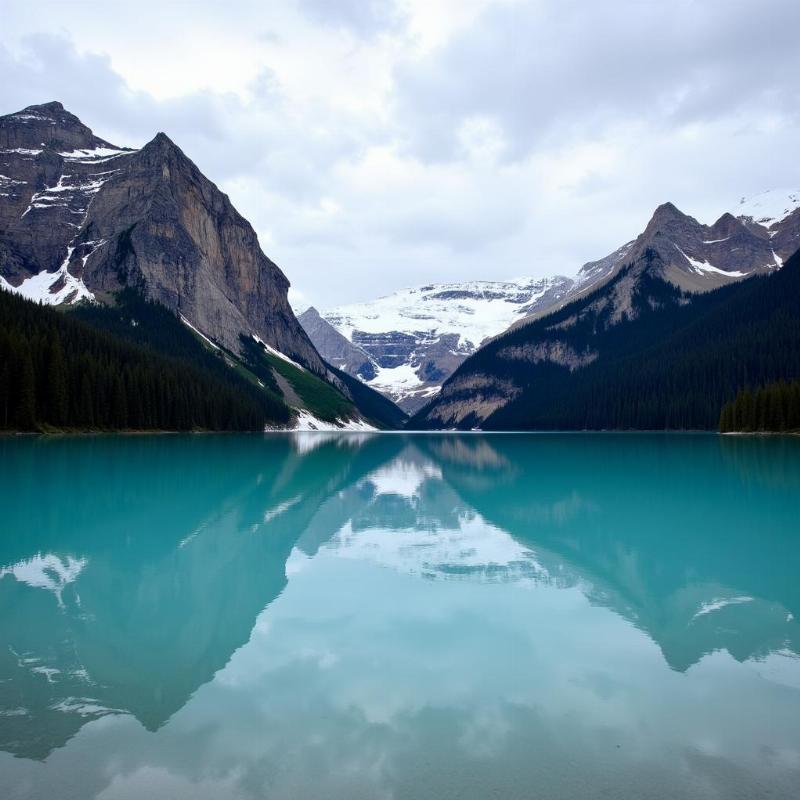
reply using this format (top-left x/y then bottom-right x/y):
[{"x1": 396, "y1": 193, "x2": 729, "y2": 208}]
[{"x1": 393, "y1": 0, "x2": 800, "y2": 162}]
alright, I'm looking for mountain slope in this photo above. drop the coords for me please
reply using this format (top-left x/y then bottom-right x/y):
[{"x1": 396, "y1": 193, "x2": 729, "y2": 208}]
[
  {"x1": 410, "y1": 246, "x2": 800, "y2": 430},
  {"x1": 297, "y1": 307, "x2": 376, "y2": 380},
  {"x1": 0, "y1": 101, "x2": 405, "y2": 429}
]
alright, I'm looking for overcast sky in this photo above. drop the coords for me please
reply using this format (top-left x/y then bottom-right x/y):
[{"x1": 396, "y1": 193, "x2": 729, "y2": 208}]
[{"x1": 2, "y1": 0, "x2": 798, "y2": 308}]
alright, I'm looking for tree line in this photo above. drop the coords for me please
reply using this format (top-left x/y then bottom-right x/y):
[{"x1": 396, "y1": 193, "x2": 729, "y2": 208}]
[
  {"x1": 0, "y1": 289, "x2": 289, "y2": 432},
  {"x1": 719, "y1": 381, "x2": 800, "y2": 432}
]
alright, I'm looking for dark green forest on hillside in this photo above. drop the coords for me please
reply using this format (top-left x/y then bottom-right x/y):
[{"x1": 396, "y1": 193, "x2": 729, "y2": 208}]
[
  {"x1": 411, "y1": 248, "x2": 800, "y2": 431},
  {"x1": 0, "y1": 290, "x2": 290, "y2": 431},
  {"x1": 719, "y1": 380, "x2": 800, "y2": 433}
]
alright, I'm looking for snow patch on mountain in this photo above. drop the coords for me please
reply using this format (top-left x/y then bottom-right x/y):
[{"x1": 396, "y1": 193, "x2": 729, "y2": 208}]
[
  {"x1": 284, "y1": 410, "x2": 377, "y2": 432},
  {"x1": 736, "y1": 189, "x2": 800, "y2": 228},
  {"x1": 673, "y1": 244, "x2": 747, "y2": 278},
  {"x1": 326, "y1": 277, "x2": 570, "y2": 351},
  {"x1": 316, "y1": 276, "x2": 573, "y2": 409},
  {"x1": 1, "y1": 246, "x2": 95, "y2": 305}
]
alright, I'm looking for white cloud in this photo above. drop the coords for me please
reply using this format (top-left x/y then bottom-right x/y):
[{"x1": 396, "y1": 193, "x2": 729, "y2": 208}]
[{"x1": 1, "y1": 0, "x2": 798, "y2": 307}]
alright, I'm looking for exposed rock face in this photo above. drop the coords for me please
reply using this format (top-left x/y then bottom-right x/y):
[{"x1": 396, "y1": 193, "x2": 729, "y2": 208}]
[
  {"x1": 0, "y1": 102, "x2": 133, "y2": 288},
  {"x1": 625, "y1": 202, "x2": 782, "y2": 293},
  {"x1": 297, "y1": 307, "x2": 376, "y2": 380},
  {"x1": 496, "y1": 341, "x2": 598, "y2": 370},
  {"x1": 309, "y1": 276, "x2": 573, "y2": 413},
  {"x1": 0, "y1": 102, "x2": 326, "y2": 374}
]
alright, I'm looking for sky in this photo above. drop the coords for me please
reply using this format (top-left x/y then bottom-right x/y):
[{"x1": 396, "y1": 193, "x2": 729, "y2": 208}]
[{"x1": 1, "y1": 0, "x2": 798, "y2": 309}]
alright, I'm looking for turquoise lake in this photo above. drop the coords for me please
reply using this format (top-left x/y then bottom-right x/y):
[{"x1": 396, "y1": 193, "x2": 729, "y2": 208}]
[{"x1": 1, "y1": 432, "x2": 799, "y2": 799}]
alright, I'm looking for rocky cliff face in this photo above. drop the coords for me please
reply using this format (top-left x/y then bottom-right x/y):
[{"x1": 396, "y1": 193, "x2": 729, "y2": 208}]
[
  {"x1": 0, "y1": 102, "x2": 327, "y2": 375},
  {"x1": 297, "y1": 307, "x2": 376, "y2": 380}
]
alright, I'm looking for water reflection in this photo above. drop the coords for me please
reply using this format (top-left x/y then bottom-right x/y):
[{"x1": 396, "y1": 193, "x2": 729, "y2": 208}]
[{"x1": 1, "y1": 433, "x2": 799, "y2": 798}]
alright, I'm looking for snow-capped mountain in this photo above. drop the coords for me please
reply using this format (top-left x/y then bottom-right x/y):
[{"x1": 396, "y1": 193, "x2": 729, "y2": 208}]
[
  {"x1": 0, "y1": 101, "x2": 409, "y2": 431},
  {"x1": 303, "y1": 190, "x2": 799, "y2": 413},
  {"x1": 736, "y1": 188, "x2": 800, "y2": 229},
  {"x1": 300, "y1": 275, "x2": 574, "y2": 412}
]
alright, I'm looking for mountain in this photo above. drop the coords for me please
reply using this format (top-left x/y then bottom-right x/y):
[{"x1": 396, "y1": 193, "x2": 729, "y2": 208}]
[
  {"x1": 0, "y1": 102, "x2": 404, "y2": 430},
  {"x1": 508, "y1": 193, "x2": 799, "y2": 332},
  {"x1": 0, "y1": 102, "x2": 321, "y2": 367},
  {"x1": 302, "y1": 192, "x2": 799, "y2": 415},
  {"x1": 410, "y1": 201, "x2": 800, "y2": 430},
  {"x1": 300, "y1": 276, "x2": 574, "y2": 412}
]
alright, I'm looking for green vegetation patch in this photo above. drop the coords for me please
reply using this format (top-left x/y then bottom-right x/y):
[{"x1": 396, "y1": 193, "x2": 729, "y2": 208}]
[{"x1": 241, "y1": 335, "x2": 353, "y2": 423}]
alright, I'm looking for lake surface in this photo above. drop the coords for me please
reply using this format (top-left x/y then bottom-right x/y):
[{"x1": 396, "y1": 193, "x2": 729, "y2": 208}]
[{"x1": 1, "y1": 433, "x2": 799, "y2": 799}]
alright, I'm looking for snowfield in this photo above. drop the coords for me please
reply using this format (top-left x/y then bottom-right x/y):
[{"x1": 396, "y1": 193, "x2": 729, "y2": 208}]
[
  {"x1": 736, "y1": 188, "x2": 800, "y2": 228},
  {"x1": 323, "y1": 277, "x2": 570, "y2": 352}
]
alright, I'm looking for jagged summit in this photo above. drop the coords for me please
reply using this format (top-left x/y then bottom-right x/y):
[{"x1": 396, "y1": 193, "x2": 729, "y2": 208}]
[
  {"x1": 649, "y1": 201, "x2": 685, "y2": 221},
  {"x1": 16, "y1": 100, "x2": 65, "y2": 114},
  {"x1": 149, "y1": 131, "x2": 178, "y2": 148}
]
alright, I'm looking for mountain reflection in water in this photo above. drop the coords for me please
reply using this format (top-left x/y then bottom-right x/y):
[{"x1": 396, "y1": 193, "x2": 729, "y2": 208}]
[{"x1": 1, "y1": 432, "x2": 799, "y2": 799}]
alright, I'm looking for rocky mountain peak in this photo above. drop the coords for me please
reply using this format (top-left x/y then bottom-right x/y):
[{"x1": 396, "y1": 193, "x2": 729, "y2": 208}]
[
  {"x1": 0, "y1": 101, "x2": 113, "y2": 151},
  {"x1": 34, "y1": 101, "x2": 64, "y2": 111},
  {"x1": 643, "y1": 202, "x2": 697, "y2": 235},
  {"x1": 148, "y1": 131, "x2": 180, "y2": 152}
]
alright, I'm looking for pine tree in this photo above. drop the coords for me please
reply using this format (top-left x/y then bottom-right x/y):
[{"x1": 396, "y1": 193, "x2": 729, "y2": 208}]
[
  {"x1": 15, "y1": 347, "x2": 37, "y2": 430},
  {"x1": 46, "y1": 332, "x2": 68, "y2": 425}
]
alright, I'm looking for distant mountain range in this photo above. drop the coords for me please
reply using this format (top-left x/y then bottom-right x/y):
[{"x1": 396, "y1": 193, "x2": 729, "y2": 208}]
[
  {"x1": 300, "y1": 191, "x2": 799, "y2": 413},
  {"x1": 298, "y1": 275, "x2": 573, "y2": 412},
  {"x1": 0, "y1": 102, "x2": 403, "y2": 431}
]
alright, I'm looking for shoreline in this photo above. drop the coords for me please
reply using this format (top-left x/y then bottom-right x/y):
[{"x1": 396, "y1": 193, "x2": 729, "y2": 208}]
[{"x1": 3, "y1": 428, "x2": 799, "y2": 438}]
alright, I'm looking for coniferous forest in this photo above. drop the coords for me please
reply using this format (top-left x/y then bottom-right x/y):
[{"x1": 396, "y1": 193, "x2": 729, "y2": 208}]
[
  {"x1": 0, "y1": 289, "x2": 290, "y2": 432},
  {"x1": 719, "y1": 380, "x2": 800, "y2": 433}
]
